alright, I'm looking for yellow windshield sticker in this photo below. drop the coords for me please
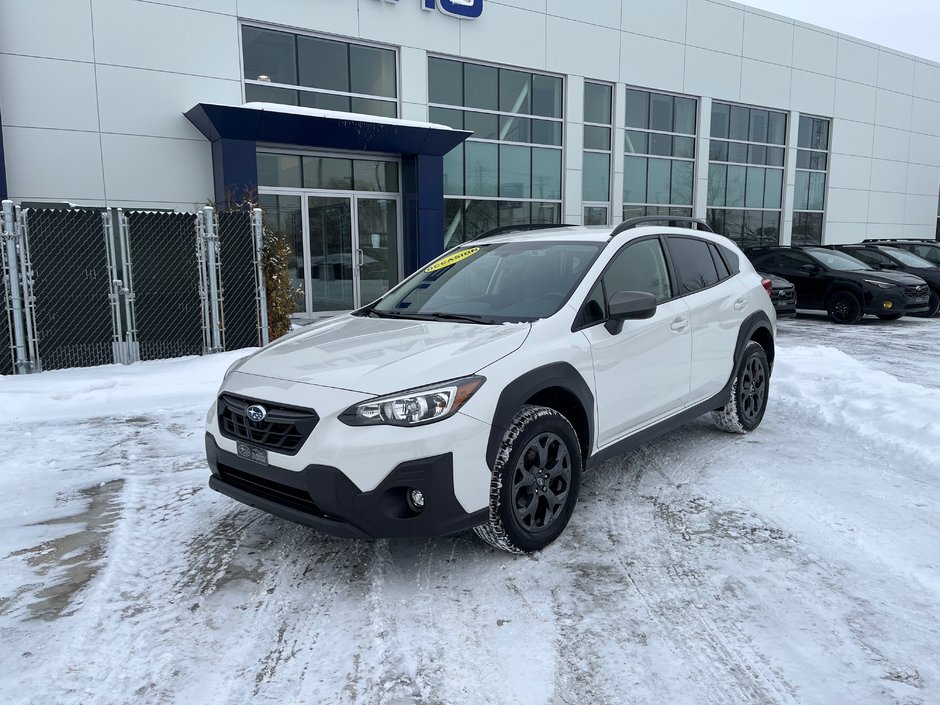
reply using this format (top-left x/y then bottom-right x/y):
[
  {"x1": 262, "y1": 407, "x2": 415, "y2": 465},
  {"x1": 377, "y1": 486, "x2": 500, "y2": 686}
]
[{"x1": 425, "y1": 247, "x2": 480, "y2": 273}]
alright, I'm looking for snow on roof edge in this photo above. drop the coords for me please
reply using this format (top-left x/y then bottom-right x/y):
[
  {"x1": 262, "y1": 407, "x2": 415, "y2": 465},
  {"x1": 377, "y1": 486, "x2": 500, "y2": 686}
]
[{"x1": 237, "y1": 102, "x2": 457, "y2": 132}]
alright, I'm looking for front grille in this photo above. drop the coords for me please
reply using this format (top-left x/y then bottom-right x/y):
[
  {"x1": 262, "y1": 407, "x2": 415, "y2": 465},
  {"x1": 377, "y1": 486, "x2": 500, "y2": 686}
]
[
  {"x1": 219, "y1": 465, "x2": 321, "y2": 515},
  {"x1": 218, "y1": 394, "x2": 319, "y2": 455},
  {"x1": 777, "y1": 289, "x2": 796, "y2": 302},
  {"x1": 905, "y1": 285, "x2": 928, "y2": 298}
]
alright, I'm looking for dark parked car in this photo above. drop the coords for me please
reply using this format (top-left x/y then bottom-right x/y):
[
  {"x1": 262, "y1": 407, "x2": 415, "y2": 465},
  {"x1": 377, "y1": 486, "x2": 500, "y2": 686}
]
[
  {"x1": 863, "y1": 239, "x2": 940, "y2": 266},
  {"x1": 759, "y1": 272, "x2": 797, "y2": 317},
  {"x1": 746, "y1": 246, "x2": 931, "y2": 324},
  {"x1": 829, "y1": 244, "x2": 940, "y2": 318}
]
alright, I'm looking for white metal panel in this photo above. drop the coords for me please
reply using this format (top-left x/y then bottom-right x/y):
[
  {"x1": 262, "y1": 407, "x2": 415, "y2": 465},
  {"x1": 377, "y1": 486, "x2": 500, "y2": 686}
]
[
  {"x1": 909, "y1": 133, "x2": 940, "y2": 167},
  {"x1": 831, "y1": 119, "x2": 874, "y2": 157},
  {"x1": 791, "y1": 25, "x2": 837, "y2": 76},
  {"x1": 740, "y1": 59, "x2": 791, "y2": 108},
  {"x1": 3, "y1": 127, "x2": 105, "y2": 202},
  {"x1": 621, "y1": 33, "x2": 686, "y2": 93},
  {"x1": 101, "y1": 134, "x2": 213, "y2": 204},
  {"x1": 685, "y1": 0, "x2": 744, "y2": 55},
  {"x1": 826, "y1": 188, "x2": 872, "y2": 224},
  {"x1": 877, "y1": 52, "x2": 916, "y2": 94},
  {"x1": 869, "y1": 159, "x2": 909, "y2": 194},
  {"x1": 0, "y1": 55, "x2": 99, "y2": 133},
  {"x1": 790, "y1": 69, "x2": 835, "y2": 116},
  {"x1": 913, "y1": 62, "x2": 940, "y2": 103},
  {"x1": 546, "y1": 16, "x2": 619, "y2": 82},
  {"x1": 911, "y1": 98, "x2": 940, "y2": 137},
  {"x1": 872, "y1": 126, "x2": 911, "y2": 162},
  {"x1": 621, "y1": 0, "x2": 687, "y2": 44},
  {"x1": 829, "y1": 154, "x2": 873, "y2": 191},
  {"x1": 836, "y1": 39, "x2": 880, "y2": 86},
  {"x1": 399, "y1": 47, "x2": 428, "y2": 106},
  {"x1": 906, "y1": 164, "x2": 940, "y2": 196},
  {"x1": 834, "y1": 79, "x2": 877, "y2": 123},
  {"x1": 459, "y1": 3, "x2": 547, "y2": 69},
  {"x1": 742, "y1": 12, "x2": 793, "y2": 67},
  {"x1": 905, "y1": 194, "x2": 940, "y2": 224},
  {"x1": 684, "y1": 47, "x2": 742, "y2": 102},
  {"x1": 0, "y1": 0, "x2": 94, "y2": 62},
  {"x1": 238, "y1": 0, "x2": 359, "y2": 38},
  {"x1": 359, "y1": 3, "x2": 460, "y2": 53},
  {"x1": 867, "y1": 191, "x2": 907, "y2": 224},
  {"x1": 549, "y1": 0, "x2": 620, "y2": 30},
  {"x1": 874, "y1": 90, "x2": 913, "y2": 131}
]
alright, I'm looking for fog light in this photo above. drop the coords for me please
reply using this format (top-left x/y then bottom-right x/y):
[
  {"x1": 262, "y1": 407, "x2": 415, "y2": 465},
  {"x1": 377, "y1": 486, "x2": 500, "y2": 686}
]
[
  {"x1": 408, "y1": 489, "x2": 425, "y2": 512},
  {"x1": 883, "y1": 301, "x2": 893, "y2": 309}
]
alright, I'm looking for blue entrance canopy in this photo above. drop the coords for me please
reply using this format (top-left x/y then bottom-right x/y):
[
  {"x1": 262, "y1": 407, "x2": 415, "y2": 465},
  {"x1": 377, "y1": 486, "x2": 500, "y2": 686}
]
[{"x1": 185, "y1": 102, "x2": 471, "y2": 273}]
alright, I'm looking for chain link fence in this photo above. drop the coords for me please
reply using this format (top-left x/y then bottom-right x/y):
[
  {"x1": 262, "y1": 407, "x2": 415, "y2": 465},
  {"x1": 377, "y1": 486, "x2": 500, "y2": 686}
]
[{"x1": 218, "y1": 210, "x2": 262, "y2": 350}]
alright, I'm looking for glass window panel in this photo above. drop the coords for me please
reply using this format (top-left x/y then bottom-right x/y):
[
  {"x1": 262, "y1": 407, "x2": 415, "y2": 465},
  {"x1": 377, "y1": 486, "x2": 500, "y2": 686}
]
[
  {"x1": 763, "y1": 168, "x2": 782, "y2": 209},
  {"x1": 728, "y1": 142, "x2": 748, "y2": 164},
  {"x1": 624, "y1": 156, "x2": 648, "y2": 204},
  {"x1": 429, "y1": 58, "x2": 463, "y2": 106},
  {"x1": 709, "y1": 140, "x2": 729, "y2": 162},
  {"x1": 584, "y1": 82, "x2": 612, "y2": 125},
  {"x1": 796, "y1": 150, "x2": 810, "y2": 169},
  {"x1": 242, "y1": 26, "x2": 296, "y2": 85},
  {"x1": 674, "y1": 97, "x2": 696, "y2": 135},
  {"x1": 464, "y1": 199, "x2": 499, "y2": 239},
  {"x1": 584, "y1": 206, "x2": 608, "y2": 226},
  {"x1": 625, "y1": 130, "x2": 648, "y2": 155},
  {"x1": 583, "y1": 152, "x2": 610, "y2": 202},
  {"x1": 710, "y1": 243, "x2": 731, "y2": 279},
  {"x1": 257, "y1": 153, "x2": 302, "y2": 188},
  {"x1": 671, "y1": 160, "x2": 693, "y2": 206},
  {"x1": 768, "y1": 111, "x2": 787, "y2": 145},
  {"x1": 606, "y1": 238, "x2": 674, "y2": 301},
  {"x1": 749, "y1": 109, "x2": 769, "y2": 143},
  {"x1": 349, "y1": 44, "x2": 396, "y2": 98},
  {"x1": 299, "y1": 91, "x2": 351, "y2": 112},
  {"x1": 532, "y1": 74, "x2": 563, "y2": 118},
  {"x1": 673, "y1": 136, "x2": 695, "y2": 159},
  {"x1": 584, "y1": 125, "x2": 611, "y2": 151},
  {"x1": 813, "y1": 119, "x2": 830, "y2": 150},
  {"x1": 711, "y1": 102, "x2": 730, "y2": 139},
  {"x1": 443, "y1": 144, "x2": 464, "y2": 196},
  {"x1": 650, "y1": 133, "x2": 673, "y2": 156},
  {"x1": 748, "y1": 145, "x2": 767, "y2": 165},
  {"x1": 793, "y1": 171, "x2": 810, "y2": 211},
  {"x1": 465, "y1": 142, "x2": 498, "y2": 197},
  {"x1": 260, "y1": 194, "x2": 305, "y2": 313},
  {"x1": 297, "y1": 36, "x2": 348, "y2": 92},
  {"x1": 351, "y1": 97, "x2": 397, "y2": 117},
  {"x1": 353, "y1": 160, "x2": 399, "y2": 192},
  {"x1": 500, "y1": 115, "x2": 531, "y2": 143},
  {"x1": 499, "y1": 144, "x2": 531, "y2": 198},
  {"x1": 650, "y1": 93, "x2": 674, "y2": 132},
  {"x1": 532, "y1": 148, "x2": 562, "y2": 200},
  {"x1": 726, "y1": 166, "x2": 746, "y2": 208},
  {"x1": 245, "y1": 83, "x2": 298, "y2": 106},
  {"x1": 729, "y1": 106, "x2": 750, "y2": 140},
  {"x1": 745, "y1": 167, "x2": 766, "y2": 208},
  {"x1": 809, "y1": 152, "x2": 828, "y2": 171},
  {"x1": 623, "y1": 205, "x2": 646, "y2": 221},
  {"x1": 500, "y1": 69, "x2": 531, "y2": 114},
  {"x1": 761, "y1": 211, "x2": 781, "y2": 245},
  {"x1": 531, "y1": 201, "x2": 561, "y2": 224},
  {"x1": 531, "y1": 119, "x2": 563, "y2": 146},
  {"x1": 808, "y1": 172, "x2": 826, "y2": 210},
  {"x1": 444, "y1": 199, "x2": 465, "y2": 248},
  {"x1": 706, "y1": 208, "x2": 725, "y2": 236},
  {"x1": 303, "y1": 156, "x2": 352, "y2": 190},
  {"x1": 465, "y1": 63, "x2": 498, "y2": 110},
  {"x1": 498, "y1": 200, "x2": 531, "y2": 227},
  {"x1": 667, "y1": 237, "x2": 718, "y2": 294},
  {"x1": 798, "y1": 116, "x2": 812, "y2": 149},
  {"x1": 742, "y1": 210, "x2": 764, "y2": 249},
  {"x1": 767, "y1": 146, "x2": 785, "y2": 167},
  {"x1": 647, "y1": 158, "x2": 671, "y2": 204},
  {"x1": 625, "y1": 89, "x2": 650, "y2": 129},
  {"x1": 708, "y1": 163, "x2": 727, "y2": 207},
  {"x1": 725, "y1": 209, "x2": 745, "y2": 243},
  {"x1": 429, "y1": 107, "x2": 463, "y2": 130},
  {"x1": 465, "y1": 111, "x2": 499, "y2": 140}
]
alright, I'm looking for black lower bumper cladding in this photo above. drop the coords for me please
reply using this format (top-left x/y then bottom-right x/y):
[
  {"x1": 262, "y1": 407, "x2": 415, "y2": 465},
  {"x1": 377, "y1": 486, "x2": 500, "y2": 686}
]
[{"x1": 205, "y1": 435, "x2": 487, "y2": 539}]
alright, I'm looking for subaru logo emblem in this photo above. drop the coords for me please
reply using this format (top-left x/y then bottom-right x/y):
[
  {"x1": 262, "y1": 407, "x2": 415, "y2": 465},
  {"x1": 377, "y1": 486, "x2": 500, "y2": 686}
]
[{"x1": 246, "y1": 404, "x2": 267, "y2": 422}]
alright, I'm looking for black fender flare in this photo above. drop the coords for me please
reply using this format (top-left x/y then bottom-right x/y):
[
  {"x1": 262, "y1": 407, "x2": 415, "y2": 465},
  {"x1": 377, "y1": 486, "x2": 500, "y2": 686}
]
[
  {"x1": 485, "y1": 362, "x2": 594, "y2": 468},
  {"x1": 824, "y1": 283, "x2": 865, "y2": 306},
  {"x1": 732, "y1": 310, "x2": 774, "y2": 374}
]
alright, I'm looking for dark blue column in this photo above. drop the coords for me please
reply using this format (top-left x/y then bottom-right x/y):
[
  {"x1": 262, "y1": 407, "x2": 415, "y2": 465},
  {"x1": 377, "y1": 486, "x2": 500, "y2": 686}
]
[
  {"x1": 210, "y1": 138, "x2": 258, "y2": 208},
  {"x1": 401, "y1": 154, "x2": 446, "y2": 275}
]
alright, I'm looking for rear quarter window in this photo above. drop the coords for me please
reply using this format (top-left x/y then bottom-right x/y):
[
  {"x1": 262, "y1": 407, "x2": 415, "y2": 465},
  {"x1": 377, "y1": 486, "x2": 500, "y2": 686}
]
[{"x1": 667, "y1": 236, "x2": 719, "y2": 295}]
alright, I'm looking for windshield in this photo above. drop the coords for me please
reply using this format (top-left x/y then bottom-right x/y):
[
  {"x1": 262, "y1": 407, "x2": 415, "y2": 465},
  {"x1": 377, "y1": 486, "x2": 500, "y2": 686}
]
[
  {"x1": 805, "y1": 248, "x2": 872, "y2": 271},
  {"x1": 369, "y1": 241, "x2": 603, "y2": 323},
  {"x1": 883, "y1": 246, "x2": 937, "y2": 268}
]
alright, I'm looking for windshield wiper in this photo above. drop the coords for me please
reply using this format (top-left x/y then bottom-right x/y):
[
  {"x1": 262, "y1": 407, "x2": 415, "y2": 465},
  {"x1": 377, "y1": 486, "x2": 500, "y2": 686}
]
[{"x1": 367, "y1": 310, "x2": 498, "y2": 325}]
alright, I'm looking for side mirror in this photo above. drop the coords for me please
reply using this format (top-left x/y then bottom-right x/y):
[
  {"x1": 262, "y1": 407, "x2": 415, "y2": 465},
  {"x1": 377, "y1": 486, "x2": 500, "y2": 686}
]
[
  {"x1": 605, "y1": 291, "x2": 657, "y2": 334},
  {"x1": 878, "y1": 262, "x2": 898, "y2": 270},
  {"x1": 800, "y1": 263, "x2": 820, "y2": 275}
]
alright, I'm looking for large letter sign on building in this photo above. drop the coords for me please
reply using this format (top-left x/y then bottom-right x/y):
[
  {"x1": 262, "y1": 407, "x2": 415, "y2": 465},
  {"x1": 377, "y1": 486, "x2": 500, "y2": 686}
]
[{"x1": 376, "y1": 0, "x2": 484, "y2": 20}]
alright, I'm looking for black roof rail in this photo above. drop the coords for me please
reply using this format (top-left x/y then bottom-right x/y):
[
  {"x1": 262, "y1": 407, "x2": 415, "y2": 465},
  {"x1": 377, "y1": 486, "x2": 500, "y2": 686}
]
[
  {"x1": 467, "y1": 222, "x2": 575, "y2": 242},
  {"x1": 608, "y1": 216, "x2": 714, "y2": 240},
  {"x1": 861, "y1": 238, "x2": 932, "y2": 243}
]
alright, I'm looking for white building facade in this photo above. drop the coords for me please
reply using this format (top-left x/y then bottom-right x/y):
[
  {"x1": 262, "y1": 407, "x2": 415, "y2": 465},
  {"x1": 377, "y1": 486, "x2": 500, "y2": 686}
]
[{"x1": 1, "y1": 0, "x2": 939, "y2": 313}]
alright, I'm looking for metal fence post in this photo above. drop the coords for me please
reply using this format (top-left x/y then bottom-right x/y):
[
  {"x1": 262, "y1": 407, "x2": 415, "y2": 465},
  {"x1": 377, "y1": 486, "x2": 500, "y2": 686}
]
[
  {"x1": 15, "y1": 207, "x2": 39, "y2": 368},
  {"x1": 103, "y1": 210, "x2": 127, "y2": 365},
  {"x1": 203, "y1": 207, "x2": 222, "y2": 353},
  {"x1": 252, "y1": 208, "x2": 269, "y2": 346},
  {"x1": 117, "y1": 210, "x2": 139, "y2": 363},
  {"x1": 2, "y1": 199, "x2": 30, "y2": 373}
]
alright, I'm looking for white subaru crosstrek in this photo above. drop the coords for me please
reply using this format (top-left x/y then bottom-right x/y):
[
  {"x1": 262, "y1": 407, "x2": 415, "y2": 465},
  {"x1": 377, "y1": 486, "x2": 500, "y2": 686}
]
[{"x1": 206, "y1": 218, "x2": 776, "y2": 553}]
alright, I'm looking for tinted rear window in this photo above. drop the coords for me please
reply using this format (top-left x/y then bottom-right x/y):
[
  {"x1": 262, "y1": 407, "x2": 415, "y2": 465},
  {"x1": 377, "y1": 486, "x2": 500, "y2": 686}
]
[{"x1": 667, "y1": 237, "x2": 720, "y2": 294}]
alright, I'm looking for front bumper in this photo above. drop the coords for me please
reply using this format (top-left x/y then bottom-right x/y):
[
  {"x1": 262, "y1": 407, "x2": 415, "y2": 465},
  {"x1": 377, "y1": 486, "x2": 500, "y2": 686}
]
[
  {"x1": 863, "y1": 289, "x2": 929, "y2": 315},
  {"x1": 206, "y1": 434, "x2": 488, "y2": 539}
]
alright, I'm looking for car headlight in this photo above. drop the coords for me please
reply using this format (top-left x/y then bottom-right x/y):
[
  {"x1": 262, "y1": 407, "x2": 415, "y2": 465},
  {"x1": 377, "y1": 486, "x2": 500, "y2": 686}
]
[
  {"x1": 339, "y1": 376, "x2": 485, "y2": 427},
  {"x1": 863, "y1": 279, "x2": 896, "y2": 289}
]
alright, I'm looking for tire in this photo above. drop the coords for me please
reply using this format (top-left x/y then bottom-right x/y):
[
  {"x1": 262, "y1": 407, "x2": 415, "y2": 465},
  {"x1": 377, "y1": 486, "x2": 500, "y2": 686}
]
[
  {"x1": 474, "y1": 405, "x2": 582, "y2": 554},
  {"x1": 712, "y1": 340, "x2": 770, "y2": 434},
  {"x1": 877, "y1": 313, "x2": 903, "y2": 321},
  {"x1": 912, "y1": 289, "x2": 940, "y2": 318},
  {"x1": 826, "y1": 291, "x2": 863, "y2": 325}
]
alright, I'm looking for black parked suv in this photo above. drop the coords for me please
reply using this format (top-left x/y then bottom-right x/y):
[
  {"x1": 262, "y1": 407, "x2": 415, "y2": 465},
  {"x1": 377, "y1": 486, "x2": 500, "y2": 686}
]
[
  {"x1": 746, "y1": 246, "x2": 931, "y2": 324},
  {"x1": 758, "y1": 272, "x2": 797, "y2": 317},
  {"x1": 864, "y1": 239, "x2": 940, "y2": 266},
  {"x1": 829, "y1": 244, "x2": 940, "y2": 318}
]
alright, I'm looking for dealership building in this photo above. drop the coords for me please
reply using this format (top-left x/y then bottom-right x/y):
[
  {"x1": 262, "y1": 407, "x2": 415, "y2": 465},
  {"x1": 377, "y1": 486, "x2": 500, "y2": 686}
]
[{"x1": 1, "y1": 0, "x2": 939, "y2": 316}]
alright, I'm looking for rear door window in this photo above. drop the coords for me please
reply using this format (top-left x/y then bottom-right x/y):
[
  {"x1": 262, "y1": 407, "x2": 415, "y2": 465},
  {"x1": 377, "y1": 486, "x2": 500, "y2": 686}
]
[{"x1": 666, "y1": 236, "x2": 720, "y2": 295}]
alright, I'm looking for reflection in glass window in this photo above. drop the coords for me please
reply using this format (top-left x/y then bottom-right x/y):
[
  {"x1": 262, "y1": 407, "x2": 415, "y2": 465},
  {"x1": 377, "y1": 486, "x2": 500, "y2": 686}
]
[
  {"x1": 258, "y1": 153, "x2": 399, "y2": 194},
  {"x1": 623, "y1": 88, "x2": 697, "y2": 221},
  {"x1": 793, "y1": 115, "x2": 831, "y2": 246},
  {"x1": 242, "y1": 26, "x2": 397, "y2": 118}
]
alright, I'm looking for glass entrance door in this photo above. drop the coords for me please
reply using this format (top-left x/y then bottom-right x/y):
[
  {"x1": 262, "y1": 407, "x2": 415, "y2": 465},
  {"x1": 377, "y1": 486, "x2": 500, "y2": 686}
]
[
  {"x1": 308, "y1": 196, "x2": 355, "y2": 312},
  {"x1": 356, "y1": 198, "x2": 399, "y2": 306}
]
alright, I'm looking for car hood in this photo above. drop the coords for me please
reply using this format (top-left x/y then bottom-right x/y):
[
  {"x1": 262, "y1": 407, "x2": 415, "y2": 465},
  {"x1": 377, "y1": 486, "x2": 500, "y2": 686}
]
[
  {"x1": 848, "y1": 270, "x2": 929, "y2": 286},
  {"x1": 904, "y1": 267, "x2": 940, "y2": 286},
  {"x1": 232, "y1": 314, "x2": 531, "y2": 395}
]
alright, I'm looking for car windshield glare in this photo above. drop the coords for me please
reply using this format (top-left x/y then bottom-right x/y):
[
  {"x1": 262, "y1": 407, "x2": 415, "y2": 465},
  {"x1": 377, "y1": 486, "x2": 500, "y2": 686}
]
[
  {"x1": 806, "y1": 248, "x2": 872, "y2": 271},
  {"x1": 371, "y1": 240, "x2": 603, "y2": 323},
  {"x1": 883, "y1": 246, "x2": 937, "y2": 268}
]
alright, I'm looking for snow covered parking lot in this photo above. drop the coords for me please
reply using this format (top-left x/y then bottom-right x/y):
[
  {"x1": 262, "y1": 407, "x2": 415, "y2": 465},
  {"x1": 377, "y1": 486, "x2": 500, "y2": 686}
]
[{"x1": 1, "y1": 316, "x2": 939, "y2": 705}]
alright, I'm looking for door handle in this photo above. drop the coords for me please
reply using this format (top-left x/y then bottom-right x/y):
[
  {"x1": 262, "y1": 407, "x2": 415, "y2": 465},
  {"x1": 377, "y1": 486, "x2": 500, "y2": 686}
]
[
  {"x1": 356, "y1": 248, "x2": 364, "y2": 267},
  {"x1": 734, "y1": 298, "x2": 747, "y2": 311},
  {"x1": 670, "y1": 317, "x2": 689, "y2": 332}
]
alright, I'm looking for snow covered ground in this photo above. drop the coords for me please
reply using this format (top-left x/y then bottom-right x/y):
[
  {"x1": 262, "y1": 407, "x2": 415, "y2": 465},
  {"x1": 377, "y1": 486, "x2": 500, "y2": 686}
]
[{"x1": 1, "y1": 314, "x2": 939, "y2": 705}]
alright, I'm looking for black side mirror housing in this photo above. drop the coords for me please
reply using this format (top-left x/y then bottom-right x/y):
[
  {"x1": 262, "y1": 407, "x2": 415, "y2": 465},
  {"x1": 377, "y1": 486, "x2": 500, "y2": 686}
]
[
  {"x1": 605, "y1": 291, "x2": 657, "y2": 334},
  {"x1": 800, "y1": 263, "x2": 819, "y2": 275},
  {"x1": 878, "y1": 262, "x2": 898, "y2": 270}
]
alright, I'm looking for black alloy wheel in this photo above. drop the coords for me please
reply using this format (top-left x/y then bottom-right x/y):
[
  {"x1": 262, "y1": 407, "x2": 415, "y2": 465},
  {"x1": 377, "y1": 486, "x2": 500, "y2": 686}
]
[
  {"x1": 737, "y1": 353, "x2": 767, "y2": 427},
  {"x1": 827, "y1": 292, "x2": 862, "y2": 324},
  {"x1": 511, "y1": 432, "x2": 572, "y2": 533}
]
